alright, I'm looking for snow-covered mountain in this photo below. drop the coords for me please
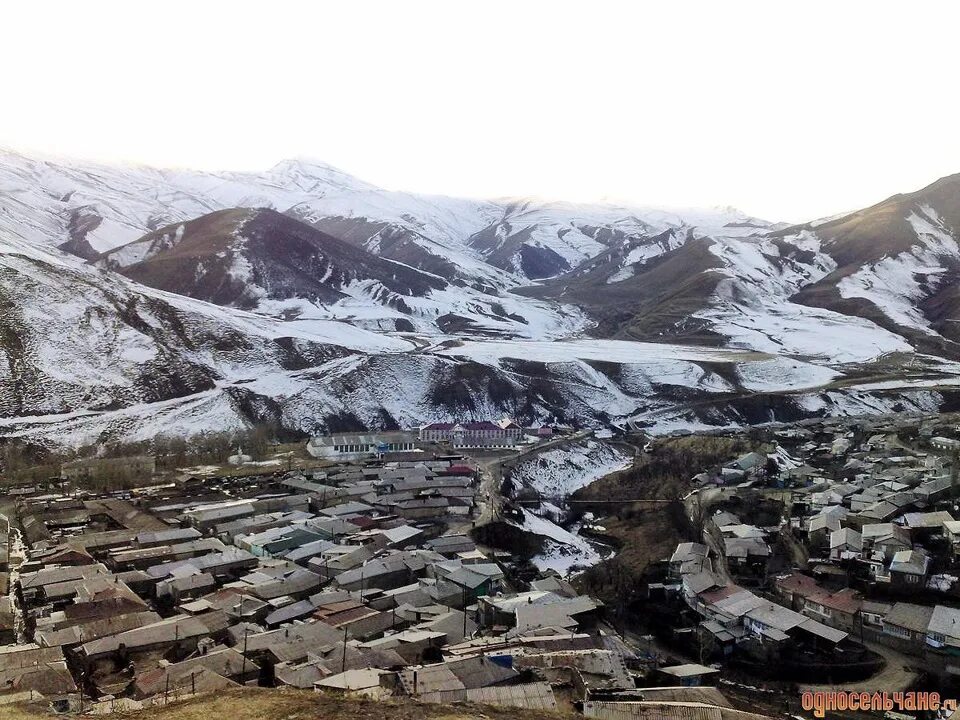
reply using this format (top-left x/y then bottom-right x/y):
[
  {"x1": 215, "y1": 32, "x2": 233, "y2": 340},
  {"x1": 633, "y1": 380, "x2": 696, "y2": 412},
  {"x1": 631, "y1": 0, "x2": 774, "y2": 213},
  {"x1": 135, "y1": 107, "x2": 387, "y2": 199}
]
[
  {"x1": 95, "y1": 207, "x2": 586, "y2": 338},
  {"x1": 5, "y1": 147, "x2": 960, "y2": 446}
]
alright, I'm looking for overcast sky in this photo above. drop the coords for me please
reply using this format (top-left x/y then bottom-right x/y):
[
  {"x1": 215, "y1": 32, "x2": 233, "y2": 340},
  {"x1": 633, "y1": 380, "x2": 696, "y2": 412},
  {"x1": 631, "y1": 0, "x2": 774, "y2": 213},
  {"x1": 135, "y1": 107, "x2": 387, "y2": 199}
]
[{"x1": 3, "y1": 1, "x2": 959, "y2": 222}]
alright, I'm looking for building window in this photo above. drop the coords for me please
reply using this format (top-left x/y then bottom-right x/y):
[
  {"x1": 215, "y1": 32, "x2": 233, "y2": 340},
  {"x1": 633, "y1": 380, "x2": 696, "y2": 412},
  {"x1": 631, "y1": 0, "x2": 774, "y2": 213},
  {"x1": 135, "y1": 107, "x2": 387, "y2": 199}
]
[{"x1": 884, "y1": 625, "x2": 909, "y2": 638}]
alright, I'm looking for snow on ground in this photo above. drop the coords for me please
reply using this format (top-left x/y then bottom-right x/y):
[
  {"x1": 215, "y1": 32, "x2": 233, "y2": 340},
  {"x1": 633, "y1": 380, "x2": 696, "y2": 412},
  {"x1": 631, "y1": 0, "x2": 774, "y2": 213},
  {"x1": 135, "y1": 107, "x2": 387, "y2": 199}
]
[
  {"x1": 510, "y1": 508, "x2": 604, "y2": 576},
  {"x1": 838, "y1": 206, "x2": 958, "y2": 338},
  {"x1": 509, "y1": 440, "x2": 631, "y2": 498},
  {"x1": 701, "y1": 283, "x2": 913, "y2": 364},
  {"x1": 436, "y1": 338, "x2": 761, "y2": 364},
  {"x1": 0, "y1": 387, "x2": 249, "y2": 447},
  {"x1": 736, "y1": 357, "x2": 839, "y2": 392},
  {"x1": 768, "y1": 444, "x2": 802, "y2": 471},
  {"x1": 815, "y1": 389, "x2": 943, "y2": 417},
  {"x1": 633, "y1": 410, "x2": 743, "y2": 437},
  {"x1": 5, "y1": 149, "x2": 960, "y2": 447},
  {"x1": 437, "y1": 338, "x2": 841, "y2": 393},
  {"x1": 606, "y1": 232, "x2": 688, "y2": 284},
  {"x1": 697, "y1": 234, "x2": 913, "y2": 364},
  {"x1": 841, "y1": 376, "x2": 960, "y2": 392}
]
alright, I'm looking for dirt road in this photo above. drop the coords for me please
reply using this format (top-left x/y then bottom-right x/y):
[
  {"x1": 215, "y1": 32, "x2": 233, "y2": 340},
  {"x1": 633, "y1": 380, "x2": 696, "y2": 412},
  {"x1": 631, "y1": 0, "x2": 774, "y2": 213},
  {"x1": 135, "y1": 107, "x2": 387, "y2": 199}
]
[{"x1": 799, "y1": 641, "x2": 918, "y2": 693}]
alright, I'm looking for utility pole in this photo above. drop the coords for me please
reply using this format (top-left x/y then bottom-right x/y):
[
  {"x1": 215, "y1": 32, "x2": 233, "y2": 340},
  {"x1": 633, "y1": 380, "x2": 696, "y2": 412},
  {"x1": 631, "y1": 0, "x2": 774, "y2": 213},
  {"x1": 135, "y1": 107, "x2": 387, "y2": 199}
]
[
  {"x1": 341, "y1": 625, "x2": 348, "y2": 673},
  {"x1": 359, "y1": 562, "x2": 366, "y2": 602},
  {"x1": 951, "y1": 448, "x2": 959, "y2": 499},
  {"x1": 241, "y1": 626, "x2": 249, "y2": 682}
]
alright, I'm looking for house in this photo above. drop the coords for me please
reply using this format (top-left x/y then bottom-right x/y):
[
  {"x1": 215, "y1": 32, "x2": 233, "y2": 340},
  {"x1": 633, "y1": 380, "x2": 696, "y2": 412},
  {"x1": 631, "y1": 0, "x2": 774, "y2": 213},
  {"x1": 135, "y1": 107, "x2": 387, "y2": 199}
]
[
  {"x1": 926, "y1": 605, "x2": 960, "y2": 650},
  {"x1": 80, "y1": 614, "x2": 220, "y2": 665},
  {"x1": 807, "y1": 512, "x2": 844, "y2": 548},
  {"x1": 860, "y1": 523, "x2": 911, "y2": 559},
  {"x1": 899, "y1": 511, "x2": 955, "y2": 541},
  {"x1": 656, "y1": 663, "x2": 721, "y2": 687},
  {"x1": 786, "y1": 464, "x2": 819, "y2": 484},
  {"x1": 774, "y1": 574, "x2": 862, "y2": 632},
  {"x1": 419, "y1": 681, "x2": 557, "y2": 710},
  {"x1": 801, "y1": 589, "x2": 862, "y2": 633},
  {"x1": 931, "y1": 436, "x2": 960, "y2": 451},
  {"x1": 730, "y1": 452, "x2": 767, "y2": 476},
  {"x1": 860, "y1": 600, "x2": 893, "y2": 630},
  {"x1": 134, "y1": 528, "x2": 203, "y2": 548},
  {"x1": 888, "y1": 549, "x2": 931, "y2": 588},
  {"x1": 669, "y1": 543, "x2": 709, "y2": 578},
  {"x1": 312, "y1": 599, "x2": 391, "y2": 639},
  {"x1": 744, "y1": 602, "x2": 847, "y2": 648},
  {"x1": 186, "y1": 503, "x2": 257, "y2": 533},
  {"x1": 425, "y1": 535, "x2": 477, "y2": 558},
  {"x1": 156, "y1": 572, "x2": 217, "y2": 603},
  {"x1": 915, "y1": 477, "x2": 954, "y2": 504},
  {"x1": 130, "y1": 647, "x2": 257, "y2": 698},
  {"x1": 0, "y1": 645, "x2": 77, "y2": 700},
  {"x1": 719, "y1": 524, "x2": 766, "y2": 540},
  {"x1": 360, "y1": 628, "x2": 447, "y2": 662},
  {"x1": 944, "y1": 520, "x2": 960, "y2": 559},
  {"x1": 316, "y1": 668, "x2": 393, "y2": 697},
  {"x1": 882, "y1": 603, "x2": 935, "y2": 648},
  {"x1": 723, "y1": 538, "x2": 770, "y2": 574},
  {"x1": 512, "y1": 648, "x2": 632, "y2": 693},
  {"x1": 398, "y1": 654, "x2": 519, "y2": 696},
  {"x1": 829, "y1": 527, "x2": 861, "y2": 560},
  {"x1": 239, "y1": 621, "x2": 342, "y2": 665},
  {"x1": 241, "y1": 566, "x2": 323, "y2": 602},
  {"x1": 146, "y1": 547, "x2": 258, "y2": 582},
  {"x1": 697, "y1": 619, "x2": 748, "y2": 657},
  {"x1": 0, "y1": 598, "x2": 15, "y2": 644},
  {"x1": 333, "y1": 552, "x2": 431, "y2": 593},
  {"x1": 394, "y1": 497, "x2": 450, "y2": 520},
  {"x1": 711, "y1": 511, "x2": 742, "y2": 528},
  {"x1": 439, "y1": 566, "x2": 501, "y2": 603},
  {"x1": 319, "y1": 501, "x2": 375, "y2": 519}
]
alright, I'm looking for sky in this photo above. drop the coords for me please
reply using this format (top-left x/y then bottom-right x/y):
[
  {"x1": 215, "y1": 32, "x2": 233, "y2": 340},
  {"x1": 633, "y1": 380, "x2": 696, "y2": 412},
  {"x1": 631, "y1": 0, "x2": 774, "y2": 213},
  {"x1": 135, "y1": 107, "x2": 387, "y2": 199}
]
[{"x1": 2, "y1": 1, "x2": 959, "y2": 222}]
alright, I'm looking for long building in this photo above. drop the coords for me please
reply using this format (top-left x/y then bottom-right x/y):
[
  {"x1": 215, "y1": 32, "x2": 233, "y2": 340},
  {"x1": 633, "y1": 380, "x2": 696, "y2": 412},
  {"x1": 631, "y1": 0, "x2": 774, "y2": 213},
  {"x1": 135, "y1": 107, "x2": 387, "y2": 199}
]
[
  {"x1": 306, "y1": 432, "x2": 419, "y2": 460},
  {"x1": 419, "y1": 421, "x2": 522, "y2": 449}
]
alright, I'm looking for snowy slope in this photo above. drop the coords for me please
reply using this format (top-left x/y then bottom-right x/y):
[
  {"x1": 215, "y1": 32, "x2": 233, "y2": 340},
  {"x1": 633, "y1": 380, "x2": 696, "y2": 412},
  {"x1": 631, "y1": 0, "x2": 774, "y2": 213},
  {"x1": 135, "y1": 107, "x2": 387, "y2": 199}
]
[
  {"x1": 509, "y1": 440, "x2": 631, "y2": 498},
  {"x1": 694, "y1": 233, "x2": 914, "y2": 363},
  {"x1": 509, "y1": 508, "x2": 604, "y2": 575},
  {"x1": 97, "y1": 208, "x2": 589, "y2": 340},
  {"x1": 6, "y1": 149, "x2": 960, "y2": 446}
]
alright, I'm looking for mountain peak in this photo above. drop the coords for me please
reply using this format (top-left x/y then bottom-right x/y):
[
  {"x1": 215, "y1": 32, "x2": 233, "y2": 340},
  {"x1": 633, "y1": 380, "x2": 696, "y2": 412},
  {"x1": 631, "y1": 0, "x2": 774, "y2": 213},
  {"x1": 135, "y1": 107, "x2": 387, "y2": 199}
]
[{"x1": 266, "y1": 158, "x2": 377, "y2": 193}]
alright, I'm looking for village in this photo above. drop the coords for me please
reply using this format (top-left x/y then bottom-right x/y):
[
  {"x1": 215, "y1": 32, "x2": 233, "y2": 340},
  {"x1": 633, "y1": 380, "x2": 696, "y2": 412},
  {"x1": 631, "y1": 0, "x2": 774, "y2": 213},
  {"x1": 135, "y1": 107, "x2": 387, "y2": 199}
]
[
  {"x1": 0, "y1": 414, "x2": 958, "y2": 718},
  {"x1": 0, "y1": 418, "x2": 770, "y2": 719},
  {"x1": 653, "y1": 413, "x2": 960, "y2": 695}
]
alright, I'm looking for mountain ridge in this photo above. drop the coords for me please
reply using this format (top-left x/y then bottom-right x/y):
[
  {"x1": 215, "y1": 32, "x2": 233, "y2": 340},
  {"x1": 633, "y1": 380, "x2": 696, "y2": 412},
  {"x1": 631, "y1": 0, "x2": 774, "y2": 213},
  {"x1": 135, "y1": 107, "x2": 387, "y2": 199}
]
[{"x1": 5, "y1": 148, "x2": 960, "y2": 446}]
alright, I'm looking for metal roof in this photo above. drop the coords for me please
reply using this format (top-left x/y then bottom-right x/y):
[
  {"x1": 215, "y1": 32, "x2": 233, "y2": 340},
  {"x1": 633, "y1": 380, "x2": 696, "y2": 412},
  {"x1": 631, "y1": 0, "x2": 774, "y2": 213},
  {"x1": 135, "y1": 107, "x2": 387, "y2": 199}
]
[
  {"x1": 421, "y1": 681, "x2": 557, "y2": 710},
  {"x1": 660, "y1": 664, "x2": 720, "y2": 678},
  {"x1": 883, "y1": 602, "x2": 935, "y2": 633}
]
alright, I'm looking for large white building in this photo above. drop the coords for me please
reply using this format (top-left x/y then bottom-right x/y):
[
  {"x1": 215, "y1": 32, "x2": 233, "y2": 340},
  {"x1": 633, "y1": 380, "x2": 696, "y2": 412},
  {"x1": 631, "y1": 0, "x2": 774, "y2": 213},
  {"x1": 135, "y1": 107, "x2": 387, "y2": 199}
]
[{"x1": 307, "y1": 431, "x2": 419, "y2": 460}]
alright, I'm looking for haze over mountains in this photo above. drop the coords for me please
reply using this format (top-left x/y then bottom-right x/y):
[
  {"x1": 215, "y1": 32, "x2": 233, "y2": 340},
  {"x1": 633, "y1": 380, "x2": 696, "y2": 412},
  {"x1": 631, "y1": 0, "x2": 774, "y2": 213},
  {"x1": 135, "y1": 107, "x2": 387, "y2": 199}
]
[{"x1": 3, "y1": 146, "x2": 960, "y2": 446}]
